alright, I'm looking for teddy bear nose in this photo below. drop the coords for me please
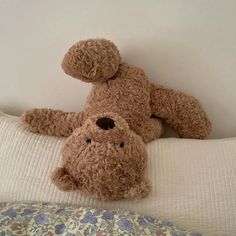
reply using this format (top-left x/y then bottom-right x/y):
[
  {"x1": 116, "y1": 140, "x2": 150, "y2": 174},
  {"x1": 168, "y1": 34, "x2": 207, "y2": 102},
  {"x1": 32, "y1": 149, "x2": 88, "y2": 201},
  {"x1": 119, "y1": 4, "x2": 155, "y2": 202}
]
[{"x1": 96, "y1": 117, "x2": 115, "y2": 130}]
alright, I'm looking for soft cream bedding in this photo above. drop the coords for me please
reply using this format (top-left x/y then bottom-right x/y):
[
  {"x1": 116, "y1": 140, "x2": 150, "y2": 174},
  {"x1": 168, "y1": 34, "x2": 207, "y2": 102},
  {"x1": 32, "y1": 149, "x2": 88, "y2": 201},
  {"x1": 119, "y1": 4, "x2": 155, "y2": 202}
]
[{"x1": 0, "y1": 112, "x2": 236, "y2": 235}]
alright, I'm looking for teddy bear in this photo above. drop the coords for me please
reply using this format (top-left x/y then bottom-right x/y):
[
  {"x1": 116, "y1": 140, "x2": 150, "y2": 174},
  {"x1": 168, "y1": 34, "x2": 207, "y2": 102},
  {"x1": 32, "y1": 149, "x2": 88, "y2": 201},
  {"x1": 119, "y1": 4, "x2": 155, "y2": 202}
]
[
  {"x1": 21, "y1": 38, "x2": 211, "y2": 142},
  {"x1": 51, "y1": 112, "x2": 150, "y2": 200}
]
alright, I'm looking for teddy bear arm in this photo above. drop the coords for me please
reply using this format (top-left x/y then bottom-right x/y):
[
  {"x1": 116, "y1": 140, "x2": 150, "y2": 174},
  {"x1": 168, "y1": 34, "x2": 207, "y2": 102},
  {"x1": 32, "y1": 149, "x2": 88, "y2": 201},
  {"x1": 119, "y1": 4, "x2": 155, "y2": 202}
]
[
  {"x1": 150, "y1": 83, "x2": 212, "y2": 139},
  {"x1": 136, "y1": 118, "x2": 163, "y2": 143},
  {"x1": 124, "y1": 180, "x2": 150, "y2": 199},
  {"x1": 51, "y1": 167, "x2": 77, "y2": 191},
  {"x1": 21, "y1": 108, "x2": 85, "y2": 137}
]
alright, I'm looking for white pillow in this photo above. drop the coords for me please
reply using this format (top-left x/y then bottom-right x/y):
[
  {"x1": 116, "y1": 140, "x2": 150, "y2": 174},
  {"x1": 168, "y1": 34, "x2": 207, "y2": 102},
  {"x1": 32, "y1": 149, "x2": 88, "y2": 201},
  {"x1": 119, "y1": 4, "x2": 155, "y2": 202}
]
[{"x1": 0, "y1": 112, "x2": 235, "y2": 235}]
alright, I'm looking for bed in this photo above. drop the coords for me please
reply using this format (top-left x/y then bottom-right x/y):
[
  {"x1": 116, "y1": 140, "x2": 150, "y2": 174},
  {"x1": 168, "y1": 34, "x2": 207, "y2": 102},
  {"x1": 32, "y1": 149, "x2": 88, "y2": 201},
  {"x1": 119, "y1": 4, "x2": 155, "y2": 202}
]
[{"x1": 0, "y1": 112, "x2": 236, "y2": 235}]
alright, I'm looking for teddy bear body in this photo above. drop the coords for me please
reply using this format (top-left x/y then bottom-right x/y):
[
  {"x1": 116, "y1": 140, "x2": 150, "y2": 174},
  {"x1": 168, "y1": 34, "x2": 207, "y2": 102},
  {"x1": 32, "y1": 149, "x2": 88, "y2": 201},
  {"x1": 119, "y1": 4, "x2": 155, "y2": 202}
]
[
  {"x1": 22, "y1": 38, "x2": 212, "y2": 143},
  {"x1": 51, "y1": 113, "x2": 150, "y2": 200},
  {"x1": 83, "y1": 62, "x2": 162, "y2": 142}
]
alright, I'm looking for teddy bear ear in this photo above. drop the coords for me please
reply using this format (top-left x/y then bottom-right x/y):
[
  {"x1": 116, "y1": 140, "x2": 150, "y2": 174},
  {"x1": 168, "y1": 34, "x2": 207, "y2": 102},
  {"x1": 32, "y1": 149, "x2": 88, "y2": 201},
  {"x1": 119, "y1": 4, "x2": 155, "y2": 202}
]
[
  {"x1": 61, "y1": 38, "x2": 121, "y2": 83},
  {"x1": 51, "y1": 167, "x2": 77, "y2": 191}
]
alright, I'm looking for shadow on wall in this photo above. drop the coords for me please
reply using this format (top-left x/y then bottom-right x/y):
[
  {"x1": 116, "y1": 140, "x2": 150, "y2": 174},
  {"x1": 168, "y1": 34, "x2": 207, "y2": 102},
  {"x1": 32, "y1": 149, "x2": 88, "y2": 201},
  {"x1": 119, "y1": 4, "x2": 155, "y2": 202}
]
[{"x1": 0, "y1": 104, "x2": 26, "y2": 117}]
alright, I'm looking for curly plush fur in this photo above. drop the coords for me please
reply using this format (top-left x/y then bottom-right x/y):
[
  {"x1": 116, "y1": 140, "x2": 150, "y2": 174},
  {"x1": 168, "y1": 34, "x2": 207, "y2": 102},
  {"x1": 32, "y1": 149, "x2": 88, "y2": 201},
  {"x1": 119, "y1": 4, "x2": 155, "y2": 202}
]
[
  {"x1": 21, "y1": 38, "x2": 211, "y2": 142},
  {"x1": 51, "y1": 112, "x2": 150, "y2": 200}
]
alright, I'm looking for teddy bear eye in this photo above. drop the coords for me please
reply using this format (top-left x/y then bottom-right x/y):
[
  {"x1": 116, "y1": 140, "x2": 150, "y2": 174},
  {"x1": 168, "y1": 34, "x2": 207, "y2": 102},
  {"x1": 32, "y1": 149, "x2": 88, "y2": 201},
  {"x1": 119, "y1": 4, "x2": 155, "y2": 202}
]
[
  {"x1": 119, "y1": 142, "x2": 124, "y2": 148},
  {"x1": 86, "y1": 139, "x2": 91, "y2": 144}
]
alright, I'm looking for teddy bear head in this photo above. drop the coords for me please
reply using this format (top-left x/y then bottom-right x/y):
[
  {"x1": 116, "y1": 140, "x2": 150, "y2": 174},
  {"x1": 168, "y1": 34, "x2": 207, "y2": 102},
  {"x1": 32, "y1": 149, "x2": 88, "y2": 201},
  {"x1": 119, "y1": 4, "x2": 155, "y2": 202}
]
[
  {"x1": 54, "y1": 112, "x2": 149, "y2": 200},
  {"x1": 61, "y1": 39, "x2": 121, "y2": 83}
]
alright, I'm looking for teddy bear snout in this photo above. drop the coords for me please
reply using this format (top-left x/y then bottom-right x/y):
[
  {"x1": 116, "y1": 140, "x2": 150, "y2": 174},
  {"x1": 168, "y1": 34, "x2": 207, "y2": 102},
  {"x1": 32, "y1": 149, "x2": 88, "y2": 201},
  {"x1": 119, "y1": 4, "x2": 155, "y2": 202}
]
[
  {"x1": 96, "y1": 117, "x2": 115, "y2": 130},
  {"x1": 83, "y1": 113, "x2": 130, "y2": 143}
]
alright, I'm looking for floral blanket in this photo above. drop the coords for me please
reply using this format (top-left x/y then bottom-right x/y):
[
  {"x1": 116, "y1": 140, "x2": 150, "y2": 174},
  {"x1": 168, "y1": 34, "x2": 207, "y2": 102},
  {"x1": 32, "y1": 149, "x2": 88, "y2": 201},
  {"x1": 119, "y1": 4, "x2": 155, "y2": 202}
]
[{"x1": 0, "y1": 202, "x2": 201, "y2": 236}]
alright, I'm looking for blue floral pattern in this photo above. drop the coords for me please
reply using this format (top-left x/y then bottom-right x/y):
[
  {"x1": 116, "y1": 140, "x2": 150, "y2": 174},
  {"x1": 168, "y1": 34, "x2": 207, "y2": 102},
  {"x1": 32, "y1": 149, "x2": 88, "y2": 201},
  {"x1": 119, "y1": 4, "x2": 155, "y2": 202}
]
[{"x1": 0, "y1": 202, "x2": 201, "y2": 235}]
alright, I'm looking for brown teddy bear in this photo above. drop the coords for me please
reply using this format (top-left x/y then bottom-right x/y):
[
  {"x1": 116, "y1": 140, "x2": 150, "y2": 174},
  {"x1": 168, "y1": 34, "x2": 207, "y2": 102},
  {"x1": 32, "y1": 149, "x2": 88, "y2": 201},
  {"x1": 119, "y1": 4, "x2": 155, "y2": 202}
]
[
  {"x1": 51, "y1": 112, "x2": 150, "y2": 200},
  {"x1": 21, "y1": 38, "x2": 211, "y2": 142}
]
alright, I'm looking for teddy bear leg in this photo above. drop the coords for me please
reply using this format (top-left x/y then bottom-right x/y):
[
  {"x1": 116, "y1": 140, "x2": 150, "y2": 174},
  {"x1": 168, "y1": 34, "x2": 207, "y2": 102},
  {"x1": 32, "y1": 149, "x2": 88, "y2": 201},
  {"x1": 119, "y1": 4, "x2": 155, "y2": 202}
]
[
  {"x1": 61, "y1": 39, "x2": 121, "y2": 82},
  {"x1": 137, "y1": 118, "x2": 163, "y2": 143},
  {"x1": 21, "y1": 108, "x2": 85, "y2": 137},
  {"x1": 51, "y1": 167, "x2": 77, "y2": 191},
  {"x1": 125, "y1": 180, "x2": 150, "y2": 199}
]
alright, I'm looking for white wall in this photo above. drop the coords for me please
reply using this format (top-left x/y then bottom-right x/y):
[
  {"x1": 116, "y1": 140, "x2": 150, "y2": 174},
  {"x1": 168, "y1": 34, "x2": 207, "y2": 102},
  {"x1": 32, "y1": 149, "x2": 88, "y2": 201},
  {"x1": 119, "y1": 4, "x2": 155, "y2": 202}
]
[{"x1": 0, "y1": 0, "x2": 236, "y2": 138}]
